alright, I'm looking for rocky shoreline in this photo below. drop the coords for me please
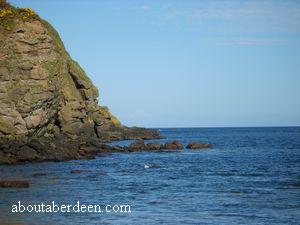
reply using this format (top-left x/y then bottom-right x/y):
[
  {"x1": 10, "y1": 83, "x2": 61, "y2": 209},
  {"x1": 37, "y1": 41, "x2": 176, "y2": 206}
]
[
  {"x1": 0, "y1": 129, "x2": 163, "y2": 164},
  {"x1": 0, "y1": 139, "x2": 212, "y2": 187},
  {"x1": 0, "y1": 138, "x2": 212, "y2": 188},
  {"x1": 0, "y1": 1, "x2": 163, "y2": 164},
  {"x1": 0, "y1": 138, "x2": 212, "y2": 165},
  {"x1": 101, "y1": 140, "x2": 212, "y2": 153}
]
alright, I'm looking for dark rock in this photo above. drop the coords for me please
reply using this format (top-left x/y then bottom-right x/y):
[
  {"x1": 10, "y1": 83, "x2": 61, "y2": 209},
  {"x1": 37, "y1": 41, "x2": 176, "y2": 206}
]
[
  {"x1": 15, "y1": 145, "x2": 38, "y2": 161},
  {"x1": 71, "y1": 170, "x2": 93, "y2": 174},
  {"x1": 126, "y1": 141, "x2": 146, "y2": 151},
  {"x1": 95, "y1": 152, "x2": 107, "y2": 157},
  {"x1": 163, "y1": 141, "x2": 184, "y2": 150},
  {"x1": 145, "y1": 142, "x2": 162, "y2": 150},
  {"x1": 28, "y1": 139, "x2": 45, "y2": 152},
  {"x1": 99, "y1": 144, "x2": 124, "y2": 152},
  {"x1": 0, "y1": 180, "x2": 30, "y2": 188},
  {"x1": 78, "y1": 146, "x2": 97, "y2": 156},
  {"x1": 31, "y1": 173, "x2": 47, "y2": 177},
  {"x1": 186, "y1": 142, "x2": 212, "y2": 149},
  {"x1": 71, "y1": 170, "x2": 107, "y2": 175},
  {"x1": 110, "y1": 145, "x2": 123, "y2": 151},
  {"x1": 98, "y1": 144, "x2": 112, "y2": 150}
]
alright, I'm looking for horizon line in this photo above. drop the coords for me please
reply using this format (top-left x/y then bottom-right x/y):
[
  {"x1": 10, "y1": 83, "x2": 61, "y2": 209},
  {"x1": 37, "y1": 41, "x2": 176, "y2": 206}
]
[{"x1": 139, "y1": 125, "x2": 300, "y2": 129}]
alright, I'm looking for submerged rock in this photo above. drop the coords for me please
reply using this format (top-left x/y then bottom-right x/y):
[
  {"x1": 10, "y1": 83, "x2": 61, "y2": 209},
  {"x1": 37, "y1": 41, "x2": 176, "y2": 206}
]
[
  {"x1": 70, "y1": 170, "x2": 93, "y2": 174},
  {"x1": 186, "y1": 142, "x2": 212, "y2": 149},
  {"x1": 70, "y1": 170, "x2": 107, "y2": 175},
  {"x1": 0, "y1": 180, "x2": 30, "y2": 188},
  {"x1": 31, "y1": 173, "x2": 47, "y2": 177}
]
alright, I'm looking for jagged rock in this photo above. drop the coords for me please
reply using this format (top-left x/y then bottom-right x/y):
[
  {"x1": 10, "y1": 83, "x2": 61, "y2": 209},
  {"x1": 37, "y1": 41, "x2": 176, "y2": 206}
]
[
  {"x1": 0, "y1": 1, "x2": 161, "y2": 164},
  {"x1": 186, "y1": 142, "x2": 212, "y2": 149},
  {"x1": 163, "y1": 141, "x2": 184, "y2": 150}
]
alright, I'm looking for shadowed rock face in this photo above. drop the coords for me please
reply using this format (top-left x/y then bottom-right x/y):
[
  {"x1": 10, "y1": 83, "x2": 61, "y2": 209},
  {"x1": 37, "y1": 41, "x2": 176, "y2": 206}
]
[{"x1": 0, "y1": 1, "x2": 160, "y2": 164}]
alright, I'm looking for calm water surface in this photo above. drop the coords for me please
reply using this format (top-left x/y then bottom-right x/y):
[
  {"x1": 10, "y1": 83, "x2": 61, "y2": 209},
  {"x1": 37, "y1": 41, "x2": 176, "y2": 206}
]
[{"x1": 0, "y1": 127, "x2": 299, "y2": 224}]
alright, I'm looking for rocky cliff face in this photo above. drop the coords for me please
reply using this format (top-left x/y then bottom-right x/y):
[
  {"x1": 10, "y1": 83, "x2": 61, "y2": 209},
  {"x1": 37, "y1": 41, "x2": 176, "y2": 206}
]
[{"x1": 0, "y1": 1, "x2": 160, "y2": 164}]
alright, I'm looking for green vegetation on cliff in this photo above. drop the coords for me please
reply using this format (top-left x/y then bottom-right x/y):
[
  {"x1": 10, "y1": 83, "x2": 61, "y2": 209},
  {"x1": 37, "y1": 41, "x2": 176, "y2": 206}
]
[{"x1": 0, "y1": 0, "x2": 38, "y2": 31}]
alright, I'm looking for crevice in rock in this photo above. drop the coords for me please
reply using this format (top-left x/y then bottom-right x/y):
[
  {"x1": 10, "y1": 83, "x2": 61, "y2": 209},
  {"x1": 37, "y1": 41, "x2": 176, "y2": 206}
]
[
  {"x1": 93, "y1": 124, "x2": 99, "y2": 138},
  {"x1": 67, "y1": 62, "x2": 88, "y2": 101},
  {"x1": 53, "y1": 111, "x2": 62, "y2": 131}
]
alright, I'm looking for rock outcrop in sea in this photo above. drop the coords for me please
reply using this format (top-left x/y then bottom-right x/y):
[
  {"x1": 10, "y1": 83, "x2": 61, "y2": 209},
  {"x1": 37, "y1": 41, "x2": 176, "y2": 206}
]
[
  {"x1": 0, "y1": 1, "x2": 160, "y2": 164},
  {"x1": 98, "y1": 140, "x2": 212, "y2": 152}
]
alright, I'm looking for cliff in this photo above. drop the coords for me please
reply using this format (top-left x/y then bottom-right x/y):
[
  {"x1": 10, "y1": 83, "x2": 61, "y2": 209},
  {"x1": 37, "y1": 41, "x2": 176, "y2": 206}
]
[{"x1": 0, "y1": 1, "x2": 160, "y2": 164}]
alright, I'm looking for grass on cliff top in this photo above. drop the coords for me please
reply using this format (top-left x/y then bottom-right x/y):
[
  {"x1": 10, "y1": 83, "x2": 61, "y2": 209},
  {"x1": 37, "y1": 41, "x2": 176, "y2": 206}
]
[{"x1": 0, "y1": 0, "x2": 39, "y2": 32}]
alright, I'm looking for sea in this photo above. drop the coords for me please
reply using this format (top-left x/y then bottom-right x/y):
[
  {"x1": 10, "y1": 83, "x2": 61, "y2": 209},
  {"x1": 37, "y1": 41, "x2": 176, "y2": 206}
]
[{"x1": 0, "y1": 127, "x2": 299, "y2": 224}]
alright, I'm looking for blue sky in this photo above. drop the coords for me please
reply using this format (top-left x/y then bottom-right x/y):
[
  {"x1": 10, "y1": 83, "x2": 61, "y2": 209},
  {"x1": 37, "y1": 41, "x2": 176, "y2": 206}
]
[{"x1": 9, "y1": 0, "x2": 300, "y2": 127}]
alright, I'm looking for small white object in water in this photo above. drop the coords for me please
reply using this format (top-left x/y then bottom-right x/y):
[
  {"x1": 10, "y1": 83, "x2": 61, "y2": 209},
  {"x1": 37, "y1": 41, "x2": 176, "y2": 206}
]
[{"x1": 144, "y1": 164, "x2": 151, "y2": 169}]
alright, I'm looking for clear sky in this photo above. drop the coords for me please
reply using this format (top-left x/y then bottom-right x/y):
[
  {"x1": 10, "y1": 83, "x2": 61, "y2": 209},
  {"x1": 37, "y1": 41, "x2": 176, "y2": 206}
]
[{"x1": 9, "y1": 0, "x2": 300, "y2": 127}]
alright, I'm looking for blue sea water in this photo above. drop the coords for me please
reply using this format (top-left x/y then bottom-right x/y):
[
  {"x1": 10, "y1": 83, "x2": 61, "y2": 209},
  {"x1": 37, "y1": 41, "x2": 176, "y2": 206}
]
[{"x1": 0, "y1": 127, "x2": 300, "y2": 225}]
